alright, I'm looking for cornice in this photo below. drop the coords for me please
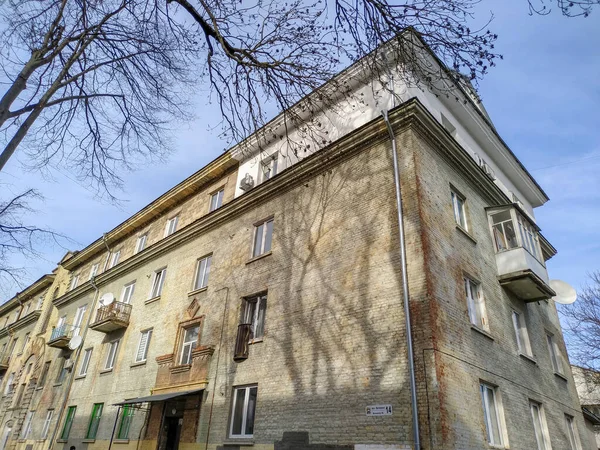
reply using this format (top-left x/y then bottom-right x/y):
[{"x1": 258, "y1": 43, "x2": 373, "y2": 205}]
[
  {"x1": 7, "y1": 310, "x2": 41, "y2": 333},
  {"x1": 52, "y1": 98, "x2": 537, "y2": 306}
]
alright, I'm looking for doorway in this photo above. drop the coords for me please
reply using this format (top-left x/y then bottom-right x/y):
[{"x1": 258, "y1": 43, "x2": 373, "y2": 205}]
[{"x1": 163, "y1": 417, "x2": 182, "y2": 450}]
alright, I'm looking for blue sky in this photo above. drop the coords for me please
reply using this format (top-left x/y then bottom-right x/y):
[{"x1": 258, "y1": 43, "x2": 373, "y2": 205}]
[{"x1": 1, "y1": 0, "x2": 599, "y2": 303}]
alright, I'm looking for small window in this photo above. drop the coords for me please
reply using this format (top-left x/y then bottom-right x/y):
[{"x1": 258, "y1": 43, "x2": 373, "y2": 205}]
[
  {"x1": 20, "y1": 332, "x2": 30, "y2": 353},
  {"x1": 252, "y1": 218, "x2": 274, "y2": 258},
  {"x1": 117, "y1": 405, "x2": 135, "y2": 440},
  {"x1": 530, "y1": 401, "x2": 551, "y2": 450},
  {"x1": 61, "y1": 406, "x2": 77, "y2": 440},
  {"x1": 230, "y1": 385, "x2": 258, "y2": 438},
  {"x1": 179, "y1": 325, "x2": 200, "y2": 365},
  {"x1": 36, "y1": 296, "x2": 45, "y2": 310},
  {"x1": 512, "y1": 311, "x2": 533, "y2": 357},
  {"x1": 165, "y1": 216, "x2": 179, "y2": 237},
  {"x1": 209, "y1": 189, "x2": 224, "y2": 212},
  {"x1": 451, "y1": 189, "x2": 468, "y2": 230},
  {"x1": 69, "y1": 274, "x2": 80, "y2": 291},
  {"x1": 109, "y1": 250, "x2": 121, "y2": 269},
  {"x1": 79, "y1": 349, "x2": 93, "y2": 377},
  {"x1": 56, "y1": 358, "x2": 69, "y2": 384},
  {"x1": 135, "y1": 234, "x2": 148, "y2": 254},
  {"x1": 3, "y1": 372, "x2": 14, "y2": 395},
  {"x1": 150, "y1": 268, "x2": 167, "y2": 299},
  {"x1": 243, "y1": 294, "x2": 267, "y2": 341},
  {"x1": 22, "y1": 302, "x2": 31, "y2": 316},
  {"x1": 480, "y1": 383, "x2": 505, "y2": 447},
  {"x1": 121, "y1": 281, "x2": 136, "y2": 304},
  {"x1": 490, "y1": 210, "x2": 518, "y2": 252},
  {"x1": 464, "y1": 277, "x2": 487, "y2": 330},
  {"x1": 21, "y1": 411, "x2": 34, "y2": 439},
  {"x1": 41, "y1": 409, "x2": 54, "y2": 439},
  {"x1": 565, "y1": 415, "x2": 582, "y2": 450},
  {"x1": 86, "y1": 403, "x2": 104, "y2": 439},
  {"x1": 72, "y1": 305, "x2": 87, "y2": 337},
  {"x1": 547, "y1": 333, "x2": 563, "y2": 375},
  {"x1": 135, "y1": 329, "x2": 153, "y2": 363},
  {"x1": 259, "y1": 153, "x2": 278, "y2": 183},
  {"x1": 38, "y1": 361, "x2": 51, "y2": 387},
  {"x1": 88, "y1": 263, "x2": 99, "y2": 280},
  {"x1": 105, "y1": 340, "x2": 120, "y2": 370},
  {"x1": 194, "y1": 255, "x2": 212, "y2": 291}
]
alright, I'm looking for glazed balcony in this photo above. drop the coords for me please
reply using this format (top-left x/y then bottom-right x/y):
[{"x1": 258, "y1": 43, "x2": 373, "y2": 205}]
[
  {"x1": 90, "y1": 301, "x2": 131, "y2": 333},
  {"x1": 47, "y1": 323, "x2": 74, "y2": 348},
  {"x1": 488, "y1": 205, "x2": 555, "y2": 302}
]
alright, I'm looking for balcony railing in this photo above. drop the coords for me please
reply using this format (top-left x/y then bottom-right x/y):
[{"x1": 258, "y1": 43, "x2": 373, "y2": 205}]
[
  {"x1": 48, "y1": 323, "x2": 74, "y2": 348},
  {"x1": 90, "y1": 301, "x2": 131, "y2": 333}
]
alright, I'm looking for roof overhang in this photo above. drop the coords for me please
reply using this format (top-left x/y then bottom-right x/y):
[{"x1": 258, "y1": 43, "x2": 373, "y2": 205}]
[{"x1": 113, "y1": 388, "x2": 203, "y2": 406}]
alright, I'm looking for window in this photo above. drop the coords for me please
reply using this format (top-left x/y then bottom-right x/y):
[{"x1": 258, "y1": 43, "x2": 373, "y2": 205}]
[
  {"x1": 517, "y1": 214, "x2": 541, "y2": 260},
  {"x1": 12, "y1": 310, "x2": 20, "y2": 323},
  {"x1": 480, "y1": 383, "x2": 505, "y2": 447},
  {"x1": 547, "y1": 333, "x2": 563, "y2": 375},
  {"x1": 229, "y1": 385, "x2": 258, "y2": 438},
  {"x1": 20, "y1": 332, "x2": 30, "y2": 353},
  {"x1": 121, "y1": 281, "x2": 136, "y2": 304},
  {"x1": 530, "y1": 401, "x2": 551, "y2": 450},
  {"x1": 252, "y1": 218, "x2": 273, "y2": 258},
  {"x1": 135, "y1": 234, "x2": 148, "y2": 254},
  {"x1": 56, "y1": 315, "x2": 66, "y2": 331},
  {"x1": 117, "y1": 405, "x2": 134, "y2": 440},
  {"x1": 464, "y1": 277, "x2": 487, "y2": 330},
  {"x1": 22, "y1": 302, "x2": 31, "y2": 316},
  {"x1": 243, "y1": 294, "x2": 267, "y2": 341},
  {"x1": 41, "y1": 409, "x2": 54, "y2": 439},
  {"x1": 512, "y1": 311, "x2": 533, "y2": 357},
  {"x1": 14, "y1": 384, "x2": 26, "y2": 405},
  {"x1": 60, "y1": 406, "x2": 77, "y2": 440},
  {"x1": 259, "y1": 153, "x2": 278, "y2": 182},
  {"x1": 490, "y1": 210, "x2": 518, "y2": 252},
  {"x1": 89, "y1": 263, "x2": 99, "y2": 280},
  {"x1": 56, "y1": 358, "x2": 69, "y2": 384},
  {"x1": 209, "y1": 189, "x2": 224, "y2": 212},
  {"x1": 4, "y1": 372, "x2": 14, "y2": 395},
  {"x1": 149, "y1": 268, "x2": 167, "y2": 299},
  {"x1": 86, "y1": 403, "x2": 104, "y2": 439},
  {"x1": 179, "y1": 326, "x2": 200, "y2": 365},
  {"x1": 79, "y1": 349, "x2": 93, "y2": 377},
  {"x1": 194, "y1": 255, "x2": 212, "y2": 290},
  {"x1": 565, "y1": 415, "x2": 581, "y2": 450},
  {"x1": 109, "y1": 250, "x2": 121, "y2": 269},
  {"x1": 164, "y1": 216, "x2": 179, "y2": 237},
  {"x1": 451, "y1": 189, "x2": 468, "y2": 230},
  {"x1": 21, "y1": 411, "x2": 34, "y2": 439},
  {"x1": 72, "y1": 305, "x2": 87, "y2": 336},
  {"x1": 36, "y1": 296, "x2": 44, "y2": 310},
  {"x1": 69, "y1": 274, "x2": 80, "y2": 291},
  {"x1": 488, "y1": 207, "x2": 543, "y2": 262},
  {"x1": 38, "y1": 361, "x2": 51, "y2": 387},
  {"x1": 105, "y1": 340, "x2": 120, "y2": 370},
  {"x1": 135, "y1": 329, "x2": 152, "y2": 363}
]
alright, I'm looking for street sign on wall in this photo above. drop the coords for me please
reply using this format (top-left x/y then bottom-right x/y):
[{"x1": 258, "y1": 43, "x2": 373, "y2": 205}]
[{"x1": 366, "y1": 405, "x2": 393, "y2": 416}]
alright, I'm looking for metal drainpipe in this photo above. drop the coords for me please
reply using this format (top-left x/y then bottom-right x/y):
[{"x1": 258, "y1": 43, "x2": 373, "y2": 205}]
[
  {"x1": 102, "y1": 233, "x2": 111, "y2": 271},
  {"x1": 47, "y1": 277, "x2": 101, "y2": 450},
  {"x1": 381, "y1": 109, "x2": 421, "y2": 450}
]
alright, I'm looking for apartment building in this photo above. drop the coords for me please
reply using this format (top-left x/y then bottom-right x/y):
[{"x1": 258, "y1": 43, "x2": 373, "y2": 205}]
[{"x1": 0, "y1": 34, "x2": 590, "y2": 450}]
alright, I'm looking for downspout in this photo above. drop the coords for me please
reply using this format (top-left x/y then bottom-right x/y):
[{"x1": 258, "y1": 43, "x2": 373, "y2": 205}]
[
  {"x1": 102, "y1": 233, "x2": 112, "y2": 271},
  {"x1": 47, "y1": 277, "x2": 101, "y2": 450},
  {"x1": 381, "y1": 109, "x2": 421, "y2": 450}
]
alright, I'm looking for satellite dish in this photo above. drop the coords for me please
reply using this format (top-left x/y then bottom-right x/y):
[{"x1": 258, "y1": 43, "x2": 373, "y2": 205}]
[
  {"x1": 68, "y1": 335, "x2": 82, "y2": 351},
  {"x1": 99, "y1": 292, "x2": 115, "y2": 307},
  {"x1": 550, "y1": 280, "x2": 577, "y2": 305}
]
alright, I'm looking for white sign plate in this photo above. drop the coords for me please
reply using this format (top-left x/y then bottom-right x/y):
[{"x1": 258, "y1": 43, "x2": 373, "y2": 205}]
[{"x1": 366, "y1": 405, "x2": 393, "y2": 416}]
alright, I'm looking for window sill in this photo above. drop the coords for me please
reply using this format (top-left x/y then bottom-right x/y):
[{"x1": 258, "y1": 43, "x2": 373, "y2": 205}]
[
  {"x1": 74, "y1": 375, "x2": 87, "y2": 380},
  {"x1": 246, "y1": 251, "x2": 272, "y2": 265},
  {"x1": 130, "y1": 361, "x2": 147, "y2": 368},
  {"x1": 456, "y1": 225, "x2": 477, "y2": 244},
  {"x1": 145, "y1": 296, "x2": 161, "y2": 305},
  {"x1": 519, "y1": 353, "x2": 537, "y2": 365},
  {"x1": 554, "y1": 372, "x2": 568, "y2": 382},
  {"x1": 249, "y1": 339, "x2": 263, "y2": 345},
  {"x1": 100, "y1": 368, "x2": 114, "y2": 374},
  {"x1": 223, "y1": 439, "x2": 255, "y2": 446},
  {"x1": 188, "y1": 286, "x2": 208, "y2": 297},
  {"x1": 53, "y1": 383, "x2": 63, "y2": 387},
  {"x1": 56, "y1": 439, "x2": 68, "y2": 443},
  {"x1": 113, "y1": 439, "x2": 130, "y2": 444},
  {"x1": 470, "y1": 325, "x2": 494, "y2": 341},
  {"x1": 82, "y1": 439, "x2": 96, "y2": 443}
]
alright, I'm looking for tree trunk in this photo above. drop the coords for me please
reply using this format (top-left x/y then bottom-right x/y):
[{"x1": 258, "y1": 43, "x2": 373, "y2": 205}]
[{"x1": 0, "y1": 57, "x2": 40, "y2": 129}]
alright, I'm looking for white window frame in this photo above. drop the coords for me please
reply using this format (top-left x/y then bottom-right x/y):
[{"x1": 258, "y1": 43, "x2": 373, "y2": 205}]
[
  {"x1": 104, "y1": 339, "x2": 120, "y2": 370},
  {"x1": 451, "y1": 188, "x2": 468, "y2": 230},
  {"x1": 179, "y1": 325, "x2": 200, "y2": 365},
  {"x1": 79, "y1": 348, "x2": 93, "y2": 377},
  {"x1": 565, "y1": 414, "x2": 582, "y2": 450},
  {"x1": 135, "y1": 233, "x2": 148, "y2": 254},
  {"x1": 243, "y1": 294, "x2": 267, "y2": 342},
  {"x1": 20, "y1": 333, "x2": 30, "y2": 353},
  {"x1": 530, "y1": 401, "x2": 552, "y2": 450},
  {"x1": 252, "y1": 218, "x2": 274, "y2": 258},
  {"x1": 41, "y1": 409, "x2": 54, "y2": 439},
  {"x1": 546, "y1": 332, "x2": 563, "y2": 375},
  {"x1": 109, "y1": 250, "x2": 121, "y2": 269},
  {"x1": 259, "y1": 153, "x2": 278, "y2": 183},
  {"x1": 69, "y1": 274, "x2": 80, "y2": 291},
  {"x1": 164, "y1": 216, "x2": 179, "y2": 237},
  {"x1": 488, "y1": 207, "x2": 544, "y2": 264},
  {"x1": 149, "y1": 268, "x2": 167, "y2": 299},
  {"x1": 480, "y1": 383, "x2": 507, "y2": 448},
  {"x1": 72, "y1": 305, "x2": 87, "y2": 337},
  {"x1": 229, "y1": 385, "x2": 258, "y2": 439},
  {"x1": 3, "y1": 372, "x2": 14, "y2": 395},
  {"x1": 135, "y1": 329, "x2": 153, "y2": 363},
  {"x1": 464, "y1": 277, "x2": 488, "y2": 331},
  {"x1": 512, "y1": 310, "x2": 533, "y2": 358},
  {"x1": 36, "y1": 296, "x2": 44, "y2": 310},
  {"x1": 21, "y1": 410, "x2": 34, "y2": 439},
  {"x1": 193, "y1": 255, "x2": 212, "y2": 291},
  {"x1": 209, "y1": 188, "x2": 224, "y2": 212},
  {"x1": 121, "y1": 281, "x2": 136, "y2": 304},
  {"x1": 88, "y1": 263, "x2": 99, "y2": 280},
  {"x1": 22, "y1": 302, "x2": 31, "y2": 316}
]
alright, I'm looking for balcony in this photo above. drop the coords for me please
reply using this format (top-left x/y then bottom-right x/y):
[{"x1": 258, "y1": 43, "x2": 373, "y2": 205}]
[
  {"x1": 47, "y1": 324, "x2": 74, "y2": 348},
  {"x1": 153, "y1": 346, "x2": 214, "y2": 394},
  {"x1": 0, "y1": 354, "x2": 9, "y2": 371},
  {"x1": 488, "y1": 205, "x2": 556, "y2": 302},
  {"x1": 90, "y1": 301, "x2": 131, "y2": 333}
]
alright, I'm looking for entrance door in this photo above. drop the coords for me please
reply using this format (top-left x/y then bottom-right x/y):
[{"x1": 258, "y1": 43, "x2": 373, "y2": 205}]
[{"x1": 164, "y1": 417, "x2": 182, "y2": 450}]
